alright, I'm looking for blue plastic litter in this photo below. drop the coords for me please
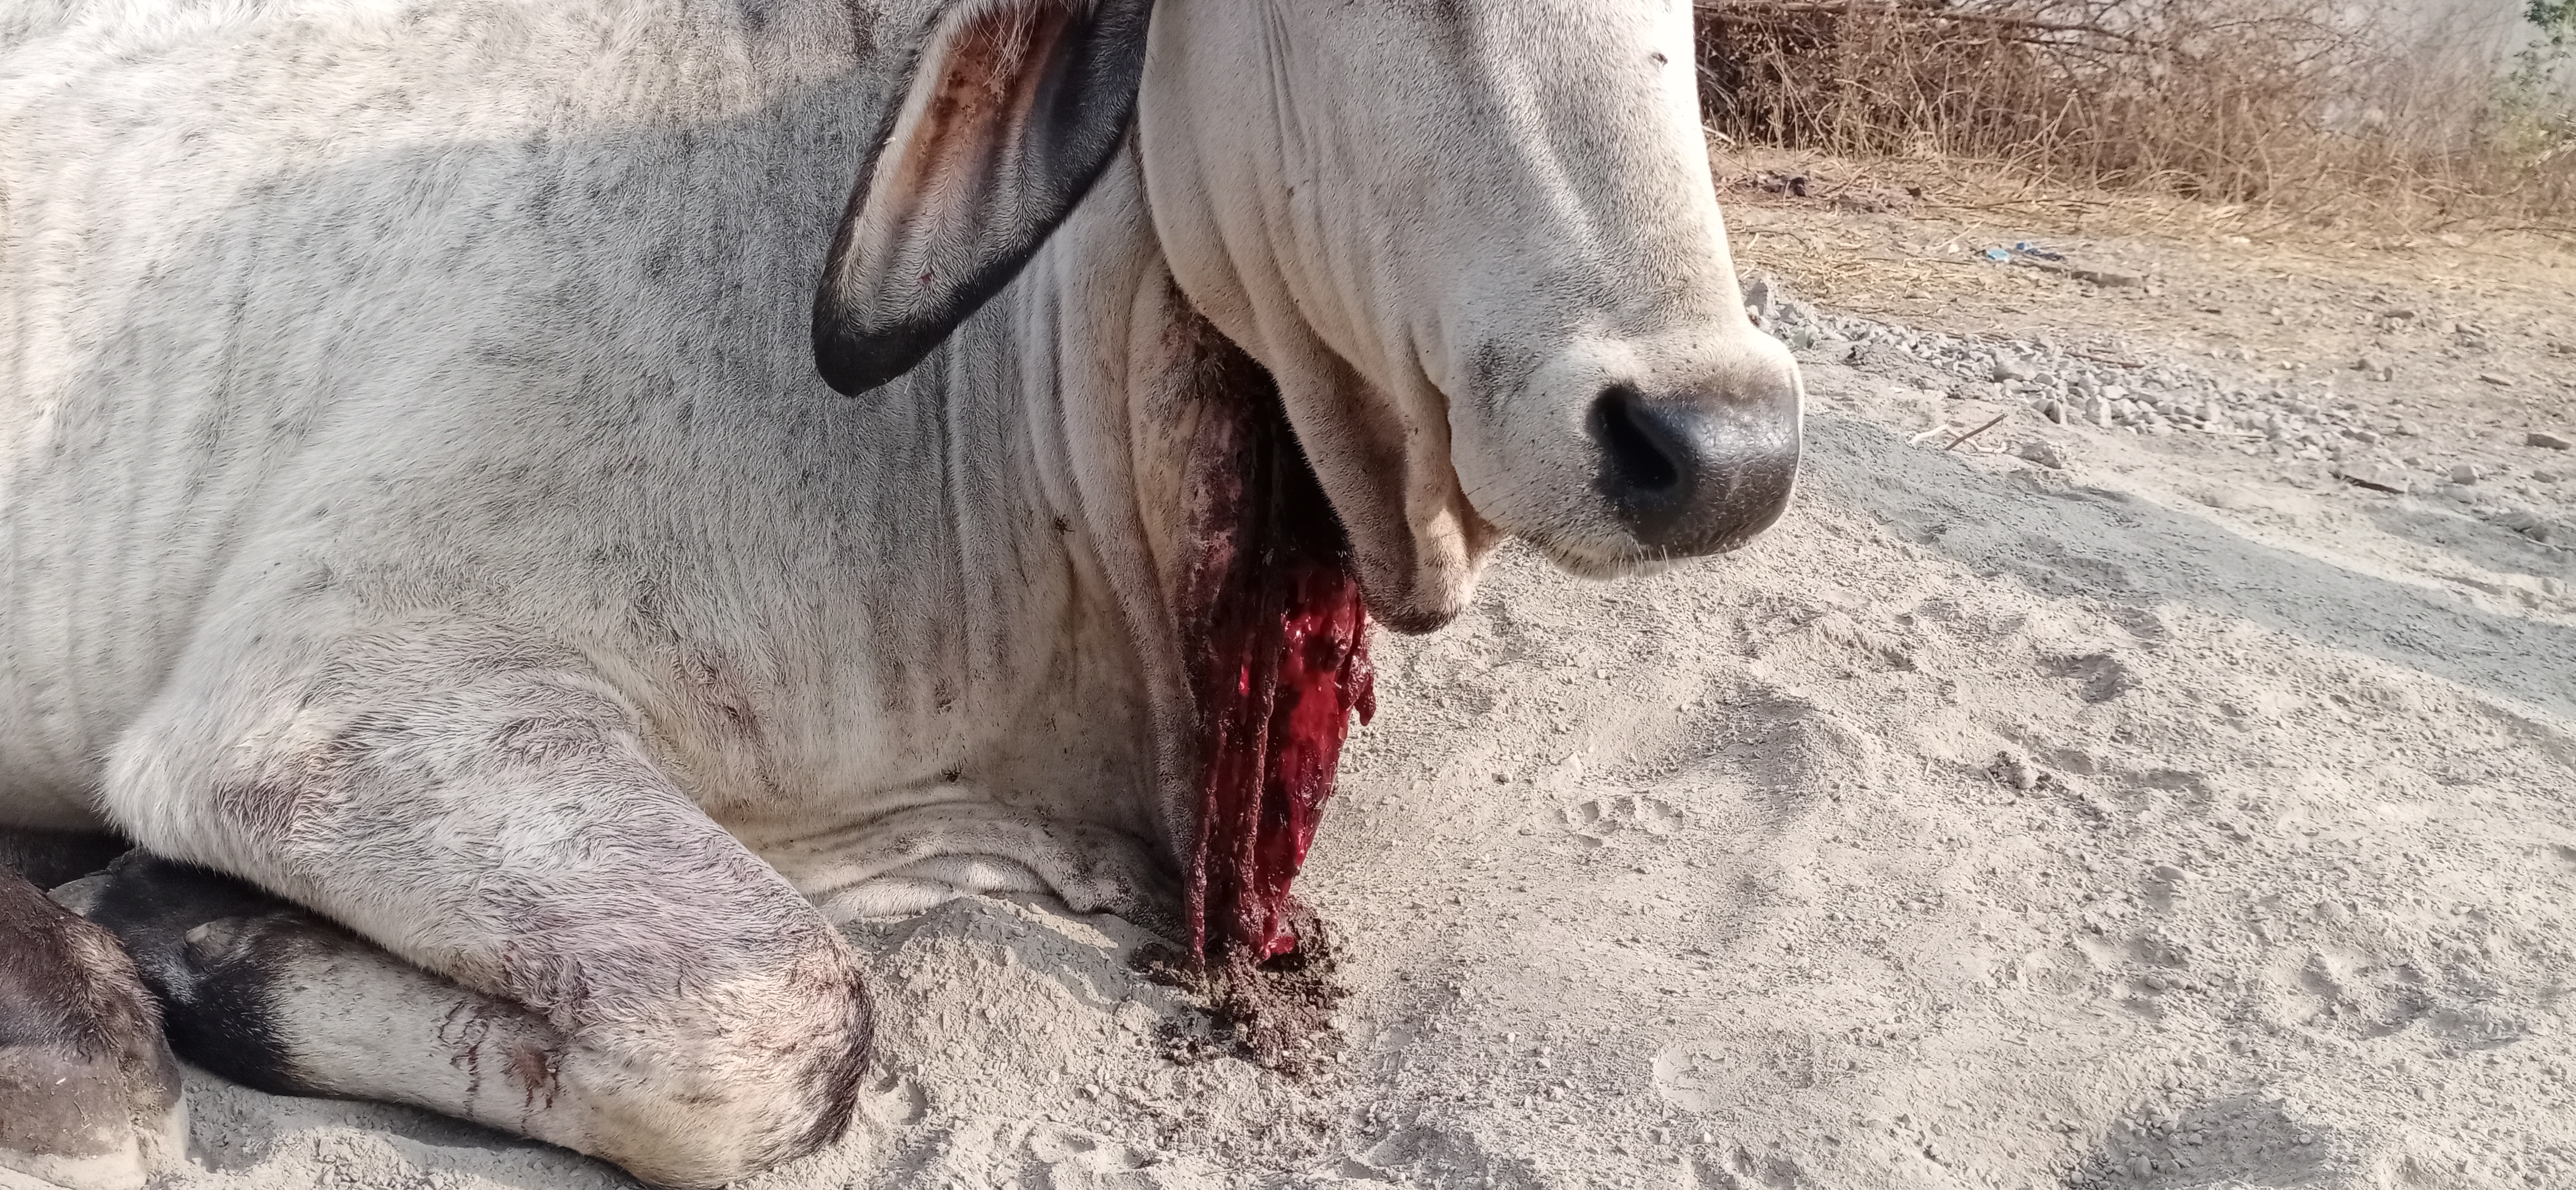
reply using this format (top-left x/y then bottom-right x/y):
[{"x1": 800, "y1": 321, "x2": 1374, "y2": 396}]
[{"x1": 1982, "y1": 247, "x2": 2010, "y2": 261}]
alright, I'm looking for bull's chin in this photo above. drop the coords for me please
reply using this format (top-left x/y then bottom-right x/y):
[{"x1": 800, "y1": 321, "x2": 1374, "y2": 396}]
[
  {"x1": 1341, "y1": 487, "x2": 1503, "y2": 636},
  {"x1": 1526, "y1": 535, "x2": 1694, "y2": 582},
  {"x1": 1349, "y1": 547, "x2": 1484, "y2": 635}
]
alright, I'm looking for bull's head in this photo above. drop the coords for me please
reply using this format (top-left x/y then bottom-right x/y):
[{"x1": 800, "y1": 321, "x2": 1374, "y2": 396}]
[{"x1": 814, "y1": 0, "x2": 1802, "y2": 632}]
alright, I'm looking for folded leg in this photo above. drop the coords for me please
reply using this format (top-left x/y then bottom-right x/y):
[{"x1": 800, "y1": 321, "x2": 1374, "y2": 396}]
[
  {"x1": 70, "y1": 857, "x2": 596, "y2": 1142},
  {"x1": 96, "y1": 630, "x2": 872, "y2": 1189}
]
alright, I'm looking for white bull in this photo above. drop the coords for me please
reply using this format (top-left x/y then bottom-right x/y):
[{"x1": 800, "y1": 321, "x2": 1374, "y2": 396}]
[{"x1": 0, "y1": 1, "x2": 1801, "y2": 1186}]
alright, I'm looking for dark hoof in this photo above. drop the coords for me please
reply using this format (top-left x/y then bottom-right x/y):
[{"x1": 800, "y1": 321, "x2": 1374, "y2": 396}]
[
  {"x1": 0, "y1": 870, "x2": 183, "y2": 1190},
  {"x1": 70, "y1": 853, "x2": 320, "y2": 1100}
]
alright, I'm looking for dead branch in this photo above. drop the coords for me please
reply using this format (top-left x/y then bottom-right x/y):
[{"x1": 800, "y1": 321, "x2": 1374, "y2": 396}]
[{"x1": 1945, "y1": 412, "x2": 2012, "y2": 451}]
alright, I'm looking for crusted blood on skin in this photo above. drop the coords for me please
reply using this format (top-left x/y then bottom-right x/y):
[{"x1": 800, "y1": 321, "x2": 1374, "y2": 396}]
[{"x1": 1174, "y1": 320, "x2": 1373, "y2": 964}]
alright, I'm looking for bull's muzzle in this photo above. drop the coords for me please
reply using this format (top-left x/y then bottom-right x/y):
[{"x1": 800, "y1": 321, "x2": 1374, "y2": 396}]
[{"x1": 1588, "y1": 366, "x2": 1801, "y2": 556}]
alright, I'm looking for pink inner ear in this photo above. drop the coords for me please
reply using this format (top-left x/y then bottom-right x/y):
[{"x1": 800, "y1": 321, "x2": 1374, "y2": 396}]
[
  {"x1": 864, "y1": 2, "x2": 1077, "y2": 298},
  {"x1": 1179, "y1": 334, "x2": 1375, "y2": 964}
]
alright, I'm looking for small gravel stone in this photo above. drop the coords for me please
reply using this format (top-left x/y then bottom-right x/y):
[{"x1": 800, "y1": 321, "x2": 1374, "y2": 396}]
[
  {"x1": 2015, "y1": 440, "x2": 2070, "y2": 469},
  {"x1": 1742, "y1": 271, "x2": 1779, "y2": 320},
  {"x1": 2529, "y1": 431, "x2": 2573, "y2": 451},
  {"x1": 2451, "y1": 464, "x2": 2483, "y2": 485}
]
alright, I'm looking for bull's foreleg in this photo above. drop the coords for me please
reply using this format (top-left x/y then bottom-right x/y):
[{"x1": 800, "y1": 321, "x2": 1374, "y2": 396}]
[
  {"x1": 95, "y1": 652, "x2": 872, "y2": 1189},
  {"x1": 63, "y1": 857, "x2": 609, "y2": 1161}
]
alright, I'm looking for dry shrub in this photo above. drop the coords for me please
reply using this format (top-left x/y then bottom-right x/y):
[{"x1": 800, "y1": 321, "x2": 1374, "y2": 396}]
[{"x1": 1696, "y1": 0, "x2": 2576, "y2": 233}]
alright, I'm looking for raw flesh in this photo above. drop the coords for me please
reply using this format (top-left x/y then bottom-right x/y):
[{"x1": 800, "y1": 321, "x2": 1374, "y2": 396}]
[{"x1": 1178, "y1": 377, "x2": 1374, "y2": 963}]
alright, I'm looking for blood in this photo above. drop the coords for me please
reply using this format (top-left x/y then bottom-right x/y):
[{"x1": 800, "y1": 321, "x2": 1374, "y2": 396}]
[{"x1": 1178, "y1": 367, "x2": 1374, "y2": 964}]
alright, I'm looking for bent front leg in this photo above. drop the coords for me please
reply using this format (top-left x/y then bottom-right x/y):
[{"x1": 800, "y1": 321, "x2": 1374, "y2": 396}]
[
  {"x1": 72, "y1": 856, "x2": 718, "y2": 1173},
  {"x1": 101, "y1": 639, "x2": 870, "y2": 1189}
]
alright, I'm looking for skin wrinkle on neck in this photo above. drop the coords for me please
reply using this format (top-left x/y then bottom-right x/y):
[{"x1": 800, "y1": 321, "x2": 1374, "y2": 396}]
[{"x1": 940, "y1": 152, "x2": 1206, "y2": 912}]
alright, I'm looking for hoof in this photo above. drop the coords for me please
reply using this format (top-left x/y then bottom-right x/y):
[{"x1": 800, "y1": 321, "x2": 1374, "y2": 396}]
[
  {"x1": 0, "y1": 870, "x2": 184, "y2": 1190},
  {"x1": 65, "y1": 853, "x2": 318, "y2": 1100}
]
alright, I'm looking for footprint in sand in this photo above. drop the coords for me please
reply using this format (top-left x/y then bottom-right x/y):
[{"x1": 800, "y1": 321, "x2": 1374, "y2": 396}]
[
  {"x1": 2071, "y1": 1095, "x2": 2331, "y2": 1189},
  {"x1": 1558, "y1": 792, "x2": 1684, "y2": 845},
  {"x1": 1689, "y1": 1146, "x2": 1810, "y2": 1190},
  {"x1": 1652, "y1": 1032, "x2": 1867, "y2": 1111},
  {"x1": 861, "y1": 1072, "x2": 929, "y2": 1127},
  {"x1": 2265, "y1": 946, "x2": 2434, "y2": 1039}
]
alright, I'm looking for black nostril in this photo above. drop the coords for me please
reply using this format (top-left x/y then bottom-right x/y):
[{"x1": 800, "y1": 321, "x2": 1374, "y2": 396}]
[
  {"x1": 1590, "y1": 385, "x2": 1684, "y2": 498},
  {"x1": 1587, "y1": 378, "x2": 1801, "y2": 555}
]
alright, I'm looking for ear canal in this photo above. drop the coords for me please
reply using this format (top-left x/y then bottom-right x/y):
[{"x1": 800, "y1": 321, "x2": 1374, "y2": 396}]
[{"x1": 813, "y1": 0, "x2": 1154, "y2": 396}]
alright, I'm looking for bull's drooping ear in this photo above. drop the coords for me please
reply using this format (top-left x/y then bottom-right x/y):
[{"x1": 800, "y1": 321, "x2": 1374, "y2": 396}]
[{"x1": 812, "y1": 0, "x2": 1154, "y2": 395}]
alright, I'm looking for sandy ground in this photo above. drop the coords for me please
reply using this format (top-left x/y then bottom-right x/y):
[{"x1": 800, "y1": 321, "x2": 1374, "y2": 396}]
[{"x1": 73, "y1": 201, "x2": 2576, "y2": 1190}]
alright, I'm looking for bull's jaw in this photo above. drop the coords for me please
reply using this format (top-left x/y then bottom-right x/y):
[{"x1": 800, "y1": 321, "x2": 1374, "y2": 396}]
[{"x1": 1254, "y1": 327, "x2": 1505, "y2": 638}]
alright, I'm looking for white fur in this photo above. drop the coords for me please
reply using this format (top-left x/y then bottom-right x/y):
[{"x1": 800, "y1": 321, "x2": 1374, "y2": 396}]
[
  {"x1": 0, "y1": 0, "x2": 1793, "y2": 1183},
  {"x1": 1139, "y1": 0, "x2": 1803, "y2": 605}
]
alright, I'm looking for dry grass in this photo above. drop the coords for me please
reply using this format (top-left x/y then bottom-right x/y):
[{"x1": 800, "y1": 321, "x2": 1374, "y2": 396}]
[{"x1": 1694, "y1": 0, "x2": 2576, "y2": 235}]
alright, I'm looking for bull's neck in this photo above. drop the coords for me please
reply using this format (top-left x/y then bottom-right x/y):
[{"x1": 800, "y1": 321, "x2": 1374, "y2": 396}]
[
  {"x1": 967, "y1": 154, "x2": 1376, "y2": 957},
  {"x1": 914, "y1": 152, "x2": 1206, "y2": 874}
]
